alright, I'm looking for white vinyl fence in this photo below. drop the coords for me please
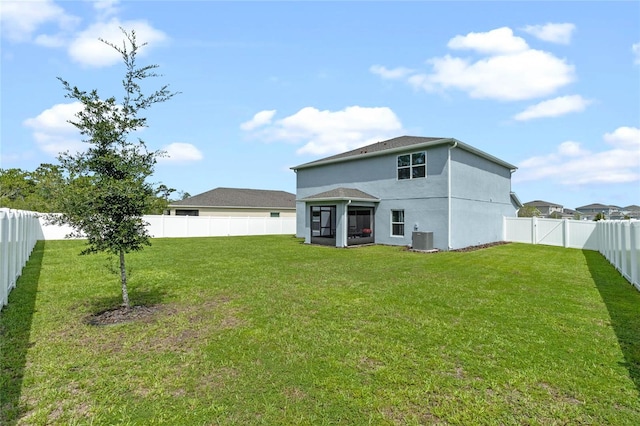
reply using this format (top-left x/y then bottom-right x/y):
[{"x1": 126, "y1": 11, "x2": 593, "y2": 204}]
[
  {"x1": 1, "y1": 209, "x2": 41, "y2": 310},
  {"x1": 38, "y1": 214, "x2": 297, "y2": 240},
  {"x1": 142, "y1": 215, "x2": 296, "y2": 238},
  {"x1": 504, "y1": 217, "x2": 640, "y2": 291},
  {"x1": 598, "y1": 220, "x2": 640, "y2": 291}
]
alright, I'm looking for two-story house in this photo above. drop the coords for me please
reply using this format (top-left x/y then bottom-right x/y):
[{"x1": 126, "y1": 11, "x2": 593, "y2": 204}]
[
  {"x1": 522, "y1": 200, "x2": 564, "y2": 217},
  {"x1": 291, "y1": 136, "x2": 521, "y2": 250},
  {"x1": 575, "y1": 203, "x2": 621, "y2": 220}
]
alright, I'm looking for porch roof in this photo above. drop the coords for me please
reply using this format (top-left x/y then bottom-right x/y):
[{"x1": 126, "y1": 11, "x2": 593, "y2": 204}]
[{"x1": 300, "y1": 187, "x2": 380, "y2": 203}]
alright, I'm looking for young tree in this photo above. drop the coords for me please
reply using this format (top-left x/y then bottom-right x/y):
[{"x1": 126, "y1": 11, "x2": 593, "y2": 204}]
[
  {"x1": 51, "y1": 29, "x2": 177, "y2": 308},
  {"x1": 518, "y1": 205, "x2": 542, "y2": 218}
]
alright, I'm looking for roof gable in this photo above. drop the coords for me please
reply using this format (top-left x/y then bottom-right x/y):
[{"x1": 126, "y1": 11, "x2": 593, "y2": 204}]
[
  {"x1": 301, "y1": 187, "x2": 380, "y2": 202},
  {"x1": 169, "y1": 187, "x2": 296, "y2": 209}
]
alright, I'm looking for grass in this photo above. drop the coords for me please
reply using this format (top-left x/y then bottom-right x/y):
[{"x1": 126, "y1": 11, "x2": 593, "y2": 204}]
[{"x1": 1, "y1": 236, "x2": 639, "y2": 425}]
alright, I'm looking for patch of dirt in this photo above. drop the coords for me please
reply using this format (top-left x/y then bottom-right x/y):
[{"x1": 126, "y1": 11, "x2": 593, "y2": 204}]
[
  {"x1": 86, "y1": 305, "x2": 162, "y2": 326},
  {"x1": 450, "y1": 241, "x2": 511, "y2": 252}
]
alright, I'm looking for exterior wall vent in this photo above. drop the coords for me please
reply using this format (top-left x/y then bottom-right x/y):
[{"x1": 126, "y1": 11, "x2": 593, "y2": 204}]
[{"x1": 412, "y1": 231, "x2": 433, "y2": 251}]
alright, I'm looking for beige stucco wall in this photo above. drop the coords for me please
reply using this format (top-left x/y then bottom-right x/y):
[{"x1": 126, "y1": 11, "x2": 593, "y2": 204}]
[{"x1": 168, "y1": 207, "x2": 296, "y2": 218}]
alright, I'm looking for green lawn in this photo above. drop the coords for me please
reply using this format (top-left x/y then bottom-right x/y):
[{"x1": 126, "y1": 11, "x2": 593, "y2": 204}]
[{"x1": 1, "y1": 236, "x2": 639, "y2": 425}]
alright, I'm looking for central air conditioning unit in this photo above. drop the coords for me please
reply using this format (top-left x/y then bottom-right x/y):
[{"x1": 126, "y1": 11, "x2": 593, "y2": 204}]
[{"x1": 412, "y1": 231, "x2": 433, "y2": 251}]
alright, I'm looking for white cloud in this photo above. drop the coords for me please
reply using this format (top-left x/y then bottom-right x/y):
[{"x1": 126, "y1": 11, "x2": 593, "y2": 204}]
[
  {"x1": 521, "y1": 23, "x2": 576, "y2": 45},
  {"x1": 447, "y1": 27, "x2": 528, "y2": 54},
  {"x1": 93, "y1": 0, "x2": 120, "y2": 20},
  {"x1": 513, "y1": 95, "x2": 592, "y2": 121},
  {"x1": 515, "y1": 126, "x2": 640, "y2": 185},
  {"x1": 68, "y1": 18, "x2": 168, "y2": 68},
  {"x1": 23, "y1": 102, "x2": 85, "y2": 156},
  {"x1": 242, "y1": 106, "x2": 404, "y2": 156},
  {"x1": 373, "y1": 26, "x2": 575, "y2": 102},
  {"x1": 159, "y1": 143, "x2": 203, "y2": 163},
  {"x1": 240, "y1": 110, "x2": 277, "y2": 131},
  {"x1": 369, "y1": 65, "x2": 415, "y2": 80},
  {"x1": 411, "y1": 49, "x2": 574, "y2": 101},
  {"x1": 33, "y1": 33, "x2": 67, "y2": 48},
  {"x1": 633, "y1": 42, "x2": 640, "y2": 65},
  {"x1": 603, "y1": 126, "x2": 640, "y2": 148},
  {"x1": 0, "y1": 0, "x2": 79, "y2": 42}
]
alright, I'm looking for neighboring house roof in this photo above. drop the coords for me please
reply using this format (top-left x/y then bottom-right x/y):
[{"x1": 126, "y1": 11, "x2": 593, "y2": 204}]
[
  {"x1": 623, "y1": 205, "x2": 640, "y2": 211},
  {"x1": 575, "y1": 203, "x2": 621, "y2": 210},
  {"x1": 524, "y1": 200, "x2": 563, "y2": 208},
  {"x1": 169, "y1": 187, "x2": 296, "y2": 209},
  {"x1": 301, "y1": 187, "x2": 380, "y2": 202},
  {"x1": 291, "y1": 136, "x2": 517, "y2": 171}
]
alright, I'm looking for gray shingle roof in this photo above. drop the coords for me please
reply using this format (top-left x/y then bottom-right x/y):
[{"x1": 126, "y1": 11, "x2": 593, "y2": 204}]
[
  {"x1": 293, "y1": 136, "x2": 445, "y2": 169},
  {"x1": 291, "y1": 135, "x2": 517, "y2": 170},
  {"x1": 575, "y1": 203, "x2": 621, "y2": 210},
  {"x1": 524, "y1": 200, "x2": 563, "y2": 208},
  {"x1": 169, "y1": 187, "x2": 296, "y2": 209},
  {"x1": 301, "y1": 187, "x2": 380, "y2": 202}
]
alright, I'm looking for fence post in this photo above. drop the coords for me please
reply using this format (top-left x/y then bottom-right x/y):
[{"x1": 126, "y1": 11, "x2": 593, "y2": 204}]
[
  {"x1": 532, "y1": 217, "x2": 538, "y2": 244},
  {"x1": 1, "y1": 211, "x2": 8, "y2": 307},
  {"x1": 630, "y1": 222, "x2": 639, "y2": 290},
  {"x1": 620, "y1": 222, "x2": 628, "y2": 278},
  {"x1": 563, "y1": 219, "x2": 569, "y2": 248}
]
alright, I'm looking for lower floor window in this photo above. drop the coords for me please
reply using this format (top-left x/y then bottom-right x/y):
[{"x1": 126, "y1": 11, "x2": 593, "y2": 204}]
[
  {"x1": 391, "y1": 210, "x2": 404, "y2": 236},
  {"x1": 175, "y1": 209, "x2": 199, "y2": 216}
]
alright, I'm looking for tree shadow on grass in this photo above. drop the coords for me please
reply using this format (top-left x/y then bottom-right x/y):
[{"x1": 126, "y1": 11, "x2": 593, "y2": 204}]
[
  {"x1": 0, "y1": 240, "x2": 44, "y2": 426},
  {"x1": 583, "y1": 249, "x2": 640, "y2": 394}
]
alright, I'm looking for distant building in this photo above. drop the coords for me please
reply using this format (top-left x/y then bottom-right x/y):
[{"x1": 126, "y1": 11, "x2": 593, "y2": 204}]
[
  {"x1": 523, "y1": 200, "x2": 564, "y2": 217},
  {"x1": 167, "y1": 187, "x2": 296, "y2": 218},
  {"x1": 621, "y1": 205, "x2": 640, "y2": 219},
  {"x1": 575, "y1": 203, "x2": 621, "y2": 220}
]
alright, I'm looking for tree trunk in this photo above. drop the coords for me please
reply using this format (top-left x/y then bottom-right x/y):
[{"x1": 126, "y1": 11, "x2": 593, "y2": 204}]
[{"x1": 119, "y1": 249, "x2": 130, "y2": 308}]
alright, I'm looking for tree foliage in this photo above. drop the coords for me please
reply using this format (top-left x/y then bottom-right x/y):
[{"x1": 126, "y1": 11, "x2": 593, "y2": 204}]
[
  {"x1": 50, "y1": 28, "x2": 178, "y2": 308},
  {"x1": 0, "y1": 164, "x2": 64, "y2": 212},
  {"x1": 518, "y1": 205, "x2": 542, "y2": 218}
]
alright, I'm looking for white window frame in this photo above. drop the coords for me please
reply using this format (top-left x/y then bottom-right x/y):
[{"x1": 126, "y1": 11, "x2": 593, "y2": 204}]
[
  {"x1": 391, "y1": 209, "x2": 405, "y2": 237},
  {"x1": 397, "y1": 151, "x2": 426, "y2": 180}
]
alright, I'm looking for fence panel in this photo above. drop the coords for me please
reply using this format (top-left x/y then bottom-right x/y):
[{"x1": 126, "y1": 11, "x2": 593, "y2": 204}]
[
  {"x1": 141, "y1": 215, "x2": 296, "y2": 239},
  {"x1": 503, "y1": 217, "x2": 533, "y2": 243},
  {"x1": 1, "y1": 209, "x2": 40, "y2": 310},
  {"x1": 598, "y1": 221, "x2": 640, "y2": 291}
]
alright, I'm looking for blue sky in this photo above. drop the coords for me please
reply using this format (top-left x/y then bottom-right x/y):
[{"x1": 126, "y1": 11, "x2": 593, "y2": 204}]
[{"x1": 1, "y1": 0, "x2": 639, "y2": 209}]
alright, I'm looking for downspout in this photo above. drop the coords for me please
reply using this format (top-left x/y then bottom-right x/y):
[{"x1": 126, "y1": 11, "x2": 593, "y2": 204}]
[{"x1": 448, "y1": 140, "x2": 458, "y2": 250}]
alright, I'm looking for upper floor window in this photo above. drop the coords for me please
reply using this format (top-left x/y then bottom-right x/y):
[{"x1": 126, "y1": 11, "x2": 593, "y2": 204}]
[{"x1": 397, "y1": 151, "x2": 426, "y2": 180}]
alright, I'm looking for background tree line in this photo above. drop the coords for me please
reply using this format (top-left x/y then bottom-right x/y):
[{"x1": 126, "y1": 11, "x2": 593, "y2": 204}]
[{"x1": 0, "y1": 165, "x2": 189, "y2": 214}]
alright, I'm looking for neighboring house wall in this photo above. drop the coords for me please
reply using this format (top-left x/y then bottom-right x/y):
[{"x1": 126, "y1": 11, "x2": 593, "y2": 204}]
[
  {"x1": 167, "y1": 207, "x2": 296, "y2": 217},
  {"x1": 295, "y1": 138, "x2": 517, "y2": 250}
]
